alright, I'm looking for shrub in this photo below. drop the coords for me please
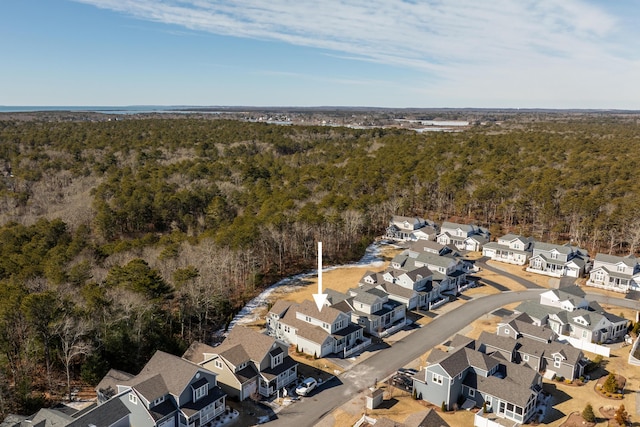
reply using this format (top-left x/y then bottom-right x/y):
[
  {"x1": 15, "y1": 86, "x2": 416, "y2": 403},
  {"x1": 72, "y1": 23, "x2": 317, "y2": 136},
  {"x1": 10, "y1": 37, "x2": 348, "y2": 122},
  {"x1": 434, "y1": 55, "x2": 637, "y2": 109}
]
[
  {"x1": 441, "y1": 401, "x2": 447, "y2": 412},
  {"x1": 603, "y1": 372, "x2": 618, "y2": 394},
  {"x1": 482, "y1": 401, "x2": 488, "y2": 414},
  {"x1": 614, "y1": 404, "x2": 628, "y2": 425},
  {"x1": 565, "y1": 379, "x2": 573, "y2": 384},
  {"x1": 582, "y1": 403, "x2": 595, "y2": 423}
]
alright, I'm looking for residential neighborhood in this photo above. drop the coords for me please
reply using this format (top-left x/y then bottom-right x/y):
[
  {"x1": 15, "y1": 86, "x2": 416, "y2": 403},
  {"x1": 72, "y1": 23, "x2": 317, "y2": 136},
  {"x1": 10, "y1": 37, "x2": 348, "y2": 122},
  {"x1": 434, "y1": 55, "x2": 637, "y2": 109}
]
[{"x1": 5, "y1": 215, "x2": 639, "y2": 427}]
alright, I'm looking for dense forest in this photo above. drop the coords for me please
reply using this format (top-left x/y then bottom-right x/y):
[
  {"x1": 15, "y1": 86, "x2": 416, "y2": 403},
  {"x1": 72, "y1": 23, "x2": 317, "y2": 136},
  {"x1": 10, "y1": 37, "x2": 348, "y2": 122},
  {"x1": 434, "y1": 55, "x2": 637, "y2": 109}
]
[{"x1": 0, "y1": 113, "x2": 639, "y2": 415}]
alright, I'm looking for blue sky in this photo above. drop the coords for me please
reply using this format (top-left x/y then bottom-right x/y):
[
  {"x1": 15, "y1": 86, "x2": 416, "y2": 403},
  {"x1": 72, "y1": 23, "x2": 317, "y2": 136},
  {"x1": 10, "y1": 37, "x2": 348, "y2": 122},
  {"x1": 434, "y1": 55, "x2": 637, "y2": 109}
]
[{"x1": 1, "y1": 0, "x2": 639, "y2": 108}]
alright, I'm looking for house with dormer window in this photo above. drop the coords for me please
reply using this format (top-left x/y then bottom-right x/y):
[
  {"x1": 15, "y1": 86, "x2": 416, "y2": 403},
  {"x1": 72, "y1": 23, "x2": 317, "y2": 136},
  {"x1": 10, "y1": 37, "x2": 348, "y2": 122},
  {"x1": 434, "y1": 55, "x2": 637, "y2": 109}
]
[
  {"x1": 385, "y1": 216, "x2": 439, "y2": 241},
  {"x1": 526, "y1": 242, "x2": 589, "y2": 278},
  {"x1": 514, "y1": 287, "x2": 629, "y2": 345},
  {"x1": 266, "y1": 299, "x2": 367, "y2": 358},
  {"x1": 385, "y1": 215, "x2": 438, "y2": 241},
  {"x1": 436, "y1": 222, "x2": 490, "y2": 251},
  {"x1": 413, "y1": 343, "x2": 542, "y2": 424},
  {"x1": 586, "y1": 253, "x2": 640, "y2": 293},
  {"x1": 482, "y1": 234, "x2": 534, "y2": 265},
  {"x1": 95, "y1": 350, "x2": 226, "y2": 427},
  {"x1": 182, "y1": 326, "x2": 298, "y2": 401},
  {"x1": 325, "y1": 286, "x2": 406, "y2": 337}
]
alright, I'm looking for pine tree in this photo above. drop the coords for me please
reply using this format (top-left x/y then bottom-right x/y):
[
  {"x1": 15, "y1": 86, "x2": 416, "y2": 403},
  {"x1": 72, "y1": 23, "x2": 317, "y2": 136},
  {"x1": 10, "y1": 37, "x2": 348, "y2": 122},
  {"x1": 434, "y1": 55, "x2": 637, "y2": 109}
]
[{"x1": 581, "y1": 403, "x2": 595, "y2": 422}]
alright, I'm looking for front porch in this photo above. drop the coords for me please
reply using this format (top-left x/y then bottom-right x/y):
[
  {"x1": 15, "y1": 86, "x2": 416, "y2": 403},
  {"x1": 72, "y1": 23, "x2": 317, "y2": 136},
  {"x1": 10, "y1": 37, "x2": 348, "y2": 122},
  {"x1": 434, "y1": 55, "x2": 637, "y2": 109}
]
[
  {"x1": 258, "y1": 367, "x2": 298, "y2": 396},
  {"x1": 585, "y1": 279, "x2": 630, "y2": 293}
]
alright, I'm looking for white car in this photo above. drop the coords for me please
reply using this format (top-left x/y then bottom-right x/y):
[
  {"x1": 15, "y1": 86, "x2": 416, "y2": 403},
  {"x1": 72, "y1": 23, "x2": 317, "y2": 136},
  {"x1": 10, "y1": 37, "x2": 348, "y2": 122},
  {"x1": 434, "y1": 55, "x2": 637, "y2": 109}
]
[{"x1": 295, "y1": 377, "x2": 317, "y2": 396}]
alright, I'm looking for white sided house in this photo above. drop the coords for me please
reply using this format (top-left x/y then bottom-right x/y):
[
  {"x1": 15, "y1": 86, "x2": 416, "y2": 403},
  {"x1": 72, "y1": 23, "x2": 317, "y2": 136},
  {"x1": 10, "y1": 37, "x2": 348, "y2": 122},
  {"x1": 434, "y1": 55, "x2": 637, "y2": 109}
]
[
  {"x1": 586, "y1": 253, "x2": 640, "y2": 293},
  {"x1": 326, "y1": 286, "x2": 407, "y2": 338},
  {"x1": 385, "y1": 216, "x2": 438, "y2": 241},
  {"x1": 526, "y1": 242, "x2": 589, "y2": 278},
  {"x1": 436, "y1": 221, "x2": 490, "y2": 252},
  {"x1": 266, "y1": 299, "x2": 367, "y2": 358},
  {"x1": 515, "y1": 288, "x2": 629, "y2": 345},
  {"x1": 482, "y1": 234, "x2": 534, "y2": 265}
]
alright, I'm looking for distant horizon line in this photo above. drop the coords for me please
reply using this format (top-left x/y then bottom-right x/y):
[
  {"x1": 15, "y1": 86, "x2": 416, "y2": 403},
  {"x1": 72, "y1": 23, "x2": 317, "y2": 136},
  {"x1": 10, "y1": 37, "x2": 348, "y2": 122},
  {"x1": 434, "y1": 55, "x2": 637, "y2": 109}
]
[{"x1": 2, "y1": 105, "x2": 640, "y2": 112}]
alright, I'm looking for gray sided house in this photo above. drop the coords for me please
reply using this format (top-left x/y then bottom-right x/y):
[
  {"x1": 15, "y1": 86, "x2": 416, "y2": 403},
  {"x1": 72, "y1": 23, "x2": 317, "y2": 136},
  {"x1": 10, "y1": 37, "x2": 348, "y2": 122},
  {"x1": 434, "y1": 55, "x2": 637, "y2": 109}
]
[
  {"x1": 413, "y1": 345, "x2": 542, "y2": 424},
  {"x1": 482, "y1": 234, "x2": 534, "y2": 266},
  {"x1": 182, "y1": 326, "x2": 298, "y2": 401},
  {"x1": 96, "y1": 350, "x2": 226, "y2": 427},
  {"x1": 526, "y1": 242, "x2": 589, "y2": 278},
  {"x1": 586, "y1": 253, "x2": 640, "y2": 293},
  {"x1": 497, "y1": 312, "x2": 558, "y2": 343},
  {"x1": 478, "y1": 330, "x2": 587, "y2": 381}
]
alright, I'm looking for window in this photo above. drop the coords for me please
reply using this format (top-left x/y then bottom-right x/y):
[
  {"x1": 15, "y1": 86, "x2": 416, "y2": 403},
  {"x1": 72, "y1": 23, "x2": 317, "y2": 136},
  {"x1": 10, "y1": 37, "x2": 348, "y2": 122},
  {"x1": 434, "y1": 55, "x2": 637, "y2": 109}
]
[
  {"x1": 129, "y1": 393, "x2": 138, "y2": 404},
  {"x1": 432, "y1": 373, "x2": 443, "y2": 385},
  {"x1": 271, "y1": 353, "x2": 283, "y2": 366},
  {"x1": 554, "y1": 358, "x2": 561, "y2": 368},
  {"x1": 305, "y1": 316, "x2": 311, "y2": 322},
  {"x1": 523, "y1": 354, "x2": 529, "y2": 362},
  {"x1": 468, "y1": 388, "x2": 475, "y2": 397},
  {"x1": 581, "y1": 330, "x2": 588, "y2": 339},
  {"x1": 504, "y1": 328, "x2": 509, "y2": 335},
  {"x1": 215, "y1": 360, "x2": 223, "y2": 369},
  {"x1": 194, "y1": 383, "x2": 208, "y2": 401},
  {"x1": 617, "y1": 264, "x2": 625, "y2": 272}
]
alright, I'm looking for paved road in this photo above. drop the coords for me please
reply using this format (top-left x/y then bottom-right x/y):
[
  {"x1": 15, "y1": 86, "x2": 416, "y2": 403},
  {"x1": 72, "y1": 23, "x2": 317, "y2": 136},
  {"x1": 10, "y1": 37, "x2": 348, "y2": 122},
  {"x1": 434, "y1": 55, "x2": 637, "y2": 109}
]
[
  {"x1": 268, "y1": 289, "x2": 544, "y2": 427},
  {"x1": 475, "y1": 257, "x2": 542, "y2": 289}
]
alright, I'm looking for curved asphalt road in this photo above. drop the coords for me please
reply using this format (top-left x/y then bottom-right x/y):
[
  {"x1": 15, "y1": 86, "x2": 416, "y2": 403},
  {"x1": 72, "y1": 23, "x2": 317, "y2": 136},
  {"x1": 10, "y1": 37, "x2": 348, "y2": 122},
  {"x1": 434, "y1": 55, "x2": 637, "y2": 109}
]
[{"x1": 268, "y1": 261, "x2": 639, "y2": 427}]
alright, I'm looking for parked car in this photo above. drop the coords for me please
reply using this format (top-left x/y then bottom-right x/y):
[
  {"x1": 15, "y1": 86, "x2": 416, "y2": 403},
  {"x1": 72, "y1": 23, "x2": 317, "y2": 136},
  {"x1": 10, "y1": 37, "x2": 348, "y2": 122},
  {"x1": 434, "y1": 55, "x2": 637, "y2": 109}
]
[
  {"x1": 295, "y1": 377, "x2": 317, "y2": 396},
  {"x1": 397, "y1": 368, "x2": 418, "y2": 377}
]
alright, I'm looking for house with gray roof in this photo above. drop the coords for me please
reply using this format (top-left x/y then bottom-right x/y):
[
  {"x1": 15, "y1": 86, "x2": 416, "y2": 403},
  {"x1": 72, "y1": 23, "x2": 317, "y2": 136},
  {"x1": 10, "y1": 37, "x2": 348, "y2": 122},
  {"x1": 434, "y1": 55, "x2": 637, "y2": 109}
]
[
  {"x1": 497, "y1": 312, "x2": 558, "y2": 343},
  {"x1": 386, "y1": 216, "x2": 439, "y2": 241},
  {"x1": 11, "y1": 399, "x2": 130, "y2": 427},
  {"x1": 407, "y1": 239, "x2": 451, "y2": 256},
  {"x1": 484, "y1": 315, "x2": 588, "y2": 381},
  {"x1": 326, "y1": 286, "x2": 406, "y2": 337},
  {"x1": 266, "y1": 299, "x2": 367, "y2": 358},
  {"x1": 514, "y1": 291, "x2": 629, "y2": 344},
  {"x1": 436, "y1": 222, "x2": 490, "y2": 252},
  {"x1": 539, "y1": 288, "x2": 589, "y2": 312},
  {"x1": 413, "y1": 345, "x2": 542, "y2": 424},
  {"x1": 94, "y1": 350, "x2": 226, "y2": 427},
  {"x1": 482, "y1": 234, "x2": 534, "y2": 265},
  {"x1": 354, "y1": 409, "x2": 450, "y2": 427},
  {"x1": 183, "y1": 326, "x2": 298, "y2": 401},
  {"x1": 586, "y1": 253, "x2": 640, "y2": 293},
  {"x1": 526, "y1": 242, "x2": 589, "y2": 278}
]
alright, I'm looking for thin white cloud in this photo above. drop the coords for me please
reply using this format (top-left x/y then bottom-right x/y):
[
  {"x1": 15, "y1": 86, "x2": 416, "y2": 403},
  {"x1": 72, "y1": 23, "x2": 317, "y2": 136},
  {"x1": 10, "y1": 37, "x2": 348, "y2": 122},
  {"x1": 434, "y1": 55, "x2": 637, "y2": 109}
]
[{"x1": 71, "y1": 0, "x2": 639, "y2": 107}]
